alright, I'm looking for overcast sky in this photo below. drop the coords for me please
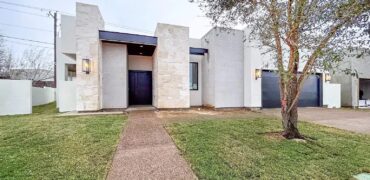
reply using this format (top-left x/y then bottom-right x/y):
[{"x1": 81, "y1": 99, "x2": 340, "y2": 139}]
[{"x1": 0, "y1": 0, "x2": 231, "y2": 60}]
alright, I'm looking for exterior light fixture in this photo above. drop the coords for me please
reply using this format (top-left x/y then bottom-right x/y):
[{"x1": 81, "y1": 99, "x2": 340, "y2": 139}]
[
  {"x1": 140, "y1": 45, "x2": 143, "y2": 48},
  {"x1": 82, "y1": 59, "x2": 90, "y2": 74},
  {"x1": 325, "y1": 73, "x2": 331, "y2": 82},
  {"x1": 255, "y1": 69, "x2": 262, "y2": 80},
  {"x1": 139, "y1": 52, "x2": 143, "y2": 55}
]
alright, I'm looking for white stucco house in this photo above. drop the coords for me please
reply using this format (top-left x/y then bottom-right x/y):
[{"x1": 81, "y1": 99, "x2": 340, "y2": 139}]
[
  {"x1": 331, "y1": 52, "x2": 370, "y2": 108},
  {"x1": 56, "y1": 3, "x2": 343, "y2": 112}
]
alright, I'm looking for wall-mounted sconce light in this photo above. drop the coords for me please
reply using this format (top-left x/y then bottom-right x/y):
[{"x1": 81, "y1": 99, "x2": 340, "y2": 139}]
[
  {"x1": 325, "y1": 73, "x2": 331, "y2": 82},
  {"x1": 82, "y1": 59, "x2": 90, "y2": 74},
  {"x1": 255, "y1": 69, "x2": 262, "y2": 80}
]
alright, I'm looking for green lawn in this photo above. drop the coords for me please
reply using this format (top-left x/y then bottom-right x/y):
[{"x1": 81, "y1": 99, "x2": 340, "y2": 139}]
[
  {"x1": 166, "y1": 116, "x2": 370, "y2": 179},
  {"x1": 0, "y1": 103, "x2": 126, "y2": 179}
]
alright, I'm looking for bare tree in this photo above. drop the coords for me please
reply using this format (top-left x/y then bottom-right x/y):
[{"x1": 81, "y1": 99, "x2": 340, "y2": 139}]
[
  {"x1": 10, "y1": 48, "x2": 54, "y2": 81},
  {"x1": 0, "y1": 37, "x2": 13, "y2": 79},
  {"x1": 0, "y1": 38, "x2": 53, "y2": 81},
  {"x1": 192, "y1": 0, "x2": 370, "y2": 138}
]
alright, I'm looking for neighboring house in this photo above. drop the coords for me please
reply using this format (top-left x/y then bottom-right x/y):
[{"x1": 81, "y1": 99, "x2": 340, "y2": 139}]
[
  {"x1": 7, "y1": 69, "x2": 54, "y2": 87},
  {"x1": 331, "y1": 53, "x2": 370, "y2": 108},
  {"x1": 9, "y1": 69, "x2": 53, "y2": 81},
  {"x1": 56, "y1": 3, "x2": 341, "y2": 112}
]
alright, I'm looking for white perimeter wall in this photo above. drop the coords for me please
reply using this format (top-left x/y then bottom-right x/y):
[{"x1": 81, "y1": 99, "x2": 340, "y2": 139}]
[
  {"x1": 0, "y1": 80, "x2": 32, "y2": 115},
  {"x1": 32, "y1": 87, "x2": 55, "y2": 106},
  {"x1": 102, "y1": 42, "x2": 128, "y2": 109},
  {"x1": 323, "y1": 83, "x2": 341, "y2": 108}
]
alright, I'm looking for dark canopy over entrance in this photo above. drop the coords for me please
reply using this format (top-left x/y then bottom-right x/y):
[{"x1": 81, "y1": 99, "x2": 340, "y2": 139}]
[{"x1": 99, "y1": 30, "x2": 157, "y2": 56}]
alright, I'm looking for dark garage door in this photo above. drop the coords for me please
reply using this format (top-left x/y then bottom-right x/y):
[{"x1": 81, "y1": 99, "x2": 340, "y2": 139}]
[
  {"x1": 262, "y1": 71, "x2": 321, "y2": 108},
  {"x1": 129, "y1": 70, "x2": 152, "y2": 105}
]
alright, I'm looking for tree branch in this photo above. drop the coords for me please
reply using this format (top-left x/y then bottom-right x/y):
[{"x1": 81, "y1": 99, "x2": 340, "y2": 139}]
[
  {"x1": 287, "y1": 20, "x2": 351, "y2": 113},
  {"x1": 270, "y1": 0, "x2": 288, "y2": 110}
]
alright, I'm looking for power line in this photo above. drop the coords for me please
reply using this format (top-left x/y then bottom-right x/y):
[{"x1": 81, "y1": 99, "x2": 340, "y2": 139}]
[
  {"x1": 106, "y1": 22, "x2": 154, "y2": 34},
  {"x1": 0, "y1": 1, "x2": 154, "y2": 35},
  {"x1": 0, "y1": 0, "x2": 73, "y2": 15},
  {"x1": 0, "y1": 0, "x2": 51, "y2": 11},
  {"x1": 0, "y1": 0, "x2": 58, "y2": 87},
  {"x1": 0, "y1": 34, "x2": 53, "y2": 45},
  {"x1": 5, "y1": 39, "x2": 53, "y2": 49},
  {"x1": 0, "y1": 6, "x2": 49, "y2": 17},
  {"x1": 0, "y1": 22, "x2": 52, "y2": 32}
]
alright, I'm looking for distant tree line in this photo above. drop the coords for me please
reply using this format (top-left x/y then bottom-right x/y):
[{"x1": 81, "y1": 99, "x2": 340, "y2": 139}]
[{"x1": 0, "y1": 37, "x2": 54, "y2": 83}]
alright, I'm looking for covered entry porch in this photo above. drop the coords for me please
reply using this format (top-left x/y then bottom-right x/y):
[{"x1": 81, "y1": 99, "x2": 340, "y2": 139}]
[{"x1": 100, "y1": 30, "x2": 157, "y2": 109}]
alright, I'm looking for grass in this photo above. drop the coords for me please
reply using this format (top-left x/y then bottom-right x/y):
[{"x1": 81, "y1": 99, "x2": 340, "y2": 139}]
[
  {"x1": 0, "y1": 102, "x2": 126, "y2": 179},
  {"x1": 166, "y1": 115, "x2": 370, "y2": 179}
]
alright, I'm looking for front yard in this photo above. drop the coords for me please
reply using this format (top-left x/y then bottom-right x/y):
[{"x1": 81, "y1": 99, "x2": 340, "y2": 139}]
[
  {"x1": 165, "y1": 111, "x2": 370, "y2": 179},
  {"x1": 0, "y1": 103, "x2": 126, "y2": 179}
]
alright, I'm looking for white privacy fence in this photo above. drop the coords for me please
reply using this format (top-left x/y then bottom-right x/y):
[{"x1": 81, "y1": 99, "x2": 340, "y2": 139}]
[
  {"x1": 0, "y1": 80, "x2": 32, "y2": 115},
  {"x1": 0, "y1": 80, "x2": 55, "y2": 115},
  {"x1": 32, "y1": 87, "x2": 55, "y2": 106},
  {"x1": 323, "y1": 83, "x2": 341, "y2": 108}
]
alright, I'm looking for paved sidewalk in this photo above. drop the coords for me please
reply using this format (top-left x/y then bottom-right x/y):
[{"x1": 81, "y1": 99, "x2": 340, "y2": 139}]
[{"x1": 107, "y1": 111, "x2": 197, "y2": 180}]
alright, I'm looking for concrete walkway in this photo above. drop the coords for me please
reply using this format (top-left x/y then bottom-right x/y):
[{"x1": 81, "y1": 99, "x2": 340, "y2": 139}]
[
  {"x1": 262, "y1": 108, "x2": 370, "y2": 134},
  {"x1": 107, "y1": 111, "x2": 197, "y2": 180}
]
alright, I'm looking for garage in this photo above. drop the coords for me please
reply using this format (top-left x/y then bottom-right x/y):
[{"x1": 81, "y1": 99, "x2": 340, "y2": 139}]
[
  {"x1": 262, "y1": 70, "x2": 322, "y2": 108},
  {"x1": 359, "y1": 78, "x2": 370, "y2": 107}
]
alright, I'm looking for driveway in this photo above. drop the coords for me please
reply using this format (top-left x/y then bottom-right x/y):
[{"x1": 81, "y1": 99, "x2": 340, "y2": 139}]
[{"x1": 262, "y1": 108, "x2": 370, "y2": 134}]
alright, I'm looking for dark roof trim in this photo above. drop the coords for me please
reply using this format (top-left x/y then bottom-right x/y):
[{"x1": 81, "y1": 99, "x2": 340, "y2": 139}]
[
  {"x1": 99, "y1": 30, "x2": 157, "y2": 46},
  {"x1": 190, "y1": 47, "x2": 208, "y2": 55}
]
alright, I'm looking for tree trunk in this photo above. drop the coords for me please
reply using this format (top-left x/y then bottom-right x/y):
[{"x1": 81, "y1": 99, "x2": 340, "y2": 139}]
[
  {"x1": 281, "y1": 105, "x2": 301, "y2": 139},
  {"x1": 281, "y1": 72, "x2": 302, "y2": 139}
]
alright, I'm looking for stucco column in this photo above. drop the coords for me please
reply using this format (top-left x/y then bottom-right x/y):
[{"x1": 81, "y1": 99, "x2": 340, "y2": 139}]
[
  {"x1": 75, "y1": 3, "x2": 104, "y2": 111},
  {"x1": 244, "y1": 28, "x2": 262, "y2": 109},
  {"x1": 153, "y1": 23, "x2": 190, "y2": 108}
]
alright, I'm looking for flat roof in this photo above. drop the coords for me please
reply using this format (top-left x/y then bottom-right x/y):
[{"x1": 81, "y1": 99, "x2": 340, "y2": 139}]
[
  {"x1": 99, "y1": 30, "x2": 208, "y2": 56},
  {"x1": 99, "y1": 30, "x2": 157, "y2": 46}
]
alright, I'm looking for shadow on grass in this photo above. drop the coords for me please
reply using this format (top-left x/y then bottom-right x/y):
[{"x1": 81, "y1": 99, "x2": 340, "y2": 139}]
[{"x1": 32, "y1": 102, "x2": 57, "y2": 115}]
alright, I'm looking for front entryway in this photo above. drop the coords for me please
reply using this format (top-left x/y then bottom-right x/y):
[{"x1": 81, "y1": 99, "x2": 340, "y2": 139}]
[{"x1": 129, "y1": 70, "x2": 152, "y2": 105}]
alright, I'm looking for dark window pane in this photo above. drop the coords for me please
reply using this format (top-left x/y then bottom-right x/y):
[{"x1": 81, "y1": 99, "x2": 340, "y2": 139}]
[{"x1": 189, "y1": 62, "x2": 198, "y2": 90}]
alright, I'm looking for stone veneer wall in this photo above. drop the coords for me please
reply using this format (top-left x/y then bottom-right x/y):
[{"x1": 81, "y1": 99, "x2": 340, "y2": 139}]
[
  {"x1": 153, "y1": 23, "x2": 190, "y2": 108},
  {"x1": 75, "y1": 3, "x2": 104, "y2": 111}
]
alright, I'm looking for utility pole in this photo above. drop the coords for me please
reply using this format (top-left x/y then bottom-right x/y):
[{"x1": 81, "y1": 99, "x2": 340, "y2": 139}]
[{"x1": 49, "y1": 11, "x2": 57, "y2": 88}]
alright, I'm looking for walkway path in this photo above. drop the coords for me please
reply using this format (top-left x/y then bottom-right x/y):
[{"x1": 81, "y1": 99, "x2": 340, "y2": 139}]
[{"x1": 107, "y1": 111, "x2": 197, "y2": 180}]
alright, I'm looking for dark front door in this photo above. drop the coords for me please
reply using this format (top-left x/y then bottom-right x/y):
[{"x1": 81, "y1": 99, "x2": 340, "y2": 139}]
[
  {"x1": 129, "y1": 71, "x2": 152, "y2": 105},
  {"x1": 262, "y1": 71, "x2": 321, "y2": 108}
]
